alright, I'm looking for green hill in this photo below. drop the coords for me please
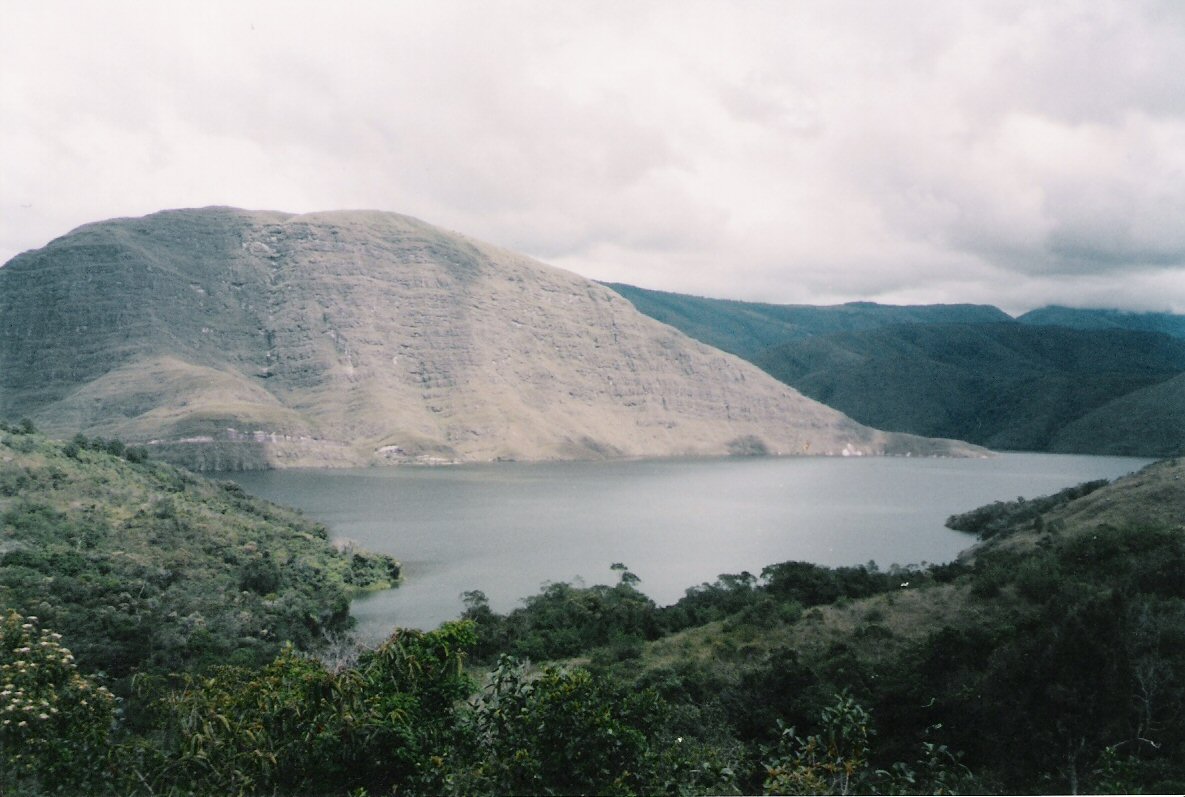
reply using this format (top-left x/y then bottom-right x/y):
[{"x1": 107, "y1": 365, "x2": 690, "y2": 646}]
[
  {"x1": 1019, "y1": 305, "x2": 1185, "y2": 339},
  {"x1": 0, "y1": 423, "x2": 399, "y2": 678},
  {"x1": 753, "y1": 322, "x2": 1185, "y2": 453},
  {"x1": 1050, "y1": 372, "x2": 1185, "y2": 457},
  {"x1": 605, "y1": 284, "x2": 1185, "y2": 456},
  {"x1": 448, "y1": 458, "x2": 1185, "y2": 794}
]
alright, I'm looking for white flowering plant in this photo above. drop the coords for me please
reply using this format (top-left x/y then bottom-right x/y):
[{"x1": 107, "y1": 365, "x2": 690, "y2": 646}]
[{"x1": 0, "y1": 610, "x2": 116, "y2": 793}]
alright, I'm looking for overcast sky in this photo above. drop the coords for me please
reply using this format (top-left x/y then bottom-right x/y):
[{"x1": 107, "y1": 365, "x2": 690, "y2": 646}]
[{"x1": 3, "y1": 1, "x2": 1184, "y2": 313}]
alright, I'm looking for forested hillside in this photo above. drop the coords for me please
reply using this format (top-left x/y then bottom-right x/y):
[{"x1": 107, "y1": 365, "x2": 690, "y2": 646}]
[
  {"x1": 1018, "y1": 305, "x2": 1185, "y2": 339},
  {"x1": 606, "y1": 283, "x2": 1185, "y2": 456},
  {"x1": 754, "y1": 322, "x2": 1185, "y2": 454},
  {"x1": 601, "y1": 282, "x2": 1010, "y2": 360},
  {"x1": 0, "y1": 423, "x2": 399, "y2": 679}
]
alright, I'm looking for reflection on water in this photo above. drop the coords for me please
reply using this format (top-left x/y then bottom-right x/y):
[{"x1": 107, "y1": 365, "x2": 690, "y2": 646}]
[{"x1": 226, "y1": 453, "x2": 1150, "y2": 639}]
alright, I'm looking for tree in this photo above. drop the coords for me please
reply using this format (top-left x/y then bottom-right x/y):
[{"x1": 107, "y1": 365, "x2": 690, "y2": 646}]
[{"x1": 763, "y1": 691, "x2": 974, "y2": 796}]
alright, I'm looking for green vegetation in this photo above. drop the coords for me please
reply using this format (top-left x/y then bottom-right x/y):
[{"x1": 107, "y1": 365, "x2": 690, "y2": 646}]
[
  {"x1": 2, "y1": 429, "x2": 1183, "y2": 793},
  {"x1": 606, "y1": 283, "x2": 1185, "y2": 456},
  {"x1": 0, "y1": 611, "x2": 117, "y2": 794},
  {"x1": 752, "y1": 322, "x2": 1185, "y2": 454},
  {"x1": 601, "y1": 282, "x2": 1009, "y2": 361},
  {"x1": 1017, "y1": 306, "x2": 1185, "y2": 340},
  {"x1": 944, "y1": 478, "x2": 1109, "y2": 540},
  {"x1": 0, "y1": 424, "x2": 399, "y2": 680}
]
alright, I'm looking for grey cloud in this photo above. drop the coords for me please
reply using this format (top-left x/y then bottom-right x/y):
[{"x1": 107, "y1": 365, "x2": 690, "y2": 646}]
[{"x1": 3, "y1": 0, "x2": 1185, "y2": 314}]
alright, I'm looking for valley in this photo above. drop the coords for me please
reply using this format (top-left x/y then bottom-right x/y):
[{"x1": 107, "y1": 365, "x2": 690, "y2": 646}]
[
  {"x1": 2, "y1": 208, "x2": 1183, "y2": 795},
  {"x1": 227, "y1": 452, "x2": 1149, "y2": 635}
]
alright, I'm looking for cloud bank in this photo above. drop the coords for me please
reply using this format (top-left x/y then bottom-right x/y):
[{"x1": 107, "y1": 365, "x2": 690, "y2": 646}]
[{"x1": 3, "y1": 0, "x2": 1184, "y2": 313}]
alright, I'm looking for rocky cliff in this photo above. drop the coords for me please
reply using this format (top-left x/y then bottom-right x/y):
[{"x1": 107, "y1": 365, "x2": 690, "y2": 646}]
[{"x1": 0, "y1": 208, "x2": 980, "y2": 468}]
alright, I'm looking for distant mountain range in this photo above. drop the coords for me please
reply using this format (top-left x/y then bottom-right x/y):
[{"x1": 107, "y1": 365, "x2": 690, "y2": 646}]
[
  {"x1": 0, "y1": 208, "x2": 977, "y2": 469},
  {"x1": 602, "y1": 283, "x2": 1014, "y2": 360},
  {"x1": 603, "y1": 284, "x2": 1185, "y2": 457}
]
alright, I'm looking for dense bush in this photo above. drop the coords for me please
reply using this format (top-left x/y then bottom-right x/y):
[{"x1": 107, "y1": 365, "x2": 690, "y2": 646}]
[
  {"x1": 439, "y1": 656, "x2": 690, "y2": 796},
  {"x1": 137, "y1": 622, "x2": 476, "y2": 796},
  {"x1": 0, "y1": 612, "x2": 117, "y2": 794},
  {"x1": 462, "y1": 566, "x2": 663, "y2": 662}
]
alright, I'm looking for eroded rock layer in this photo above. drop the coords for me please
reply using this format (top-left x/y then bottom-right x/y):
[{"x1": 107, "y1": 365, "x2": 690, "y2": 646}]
[{"x1": 0, "y1": 207, "x2": 980, "y2": 468}]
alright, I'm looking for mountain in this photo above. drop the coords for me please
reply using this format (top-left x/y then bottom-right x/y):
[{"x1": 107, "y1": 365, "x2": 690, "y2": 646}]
[
  {"x1": 605, "y1": 283, "x2": 1185, "y2": 457},
  {"x1": 753, "y1": 322, "x2": 1185, "y2": 454},
  {"x1": 0, "y1": 208, "x2": 976, "y2": 469},
  {"x1": 1019, "y1": 305, "x2": 1185, "y2": 340},
  {"x1": 601, "y1": 282, "x2": 1011, "y2": 360},
  {"x1": 1049, "y1": 372, "x2": 1185, "y2": 457}
]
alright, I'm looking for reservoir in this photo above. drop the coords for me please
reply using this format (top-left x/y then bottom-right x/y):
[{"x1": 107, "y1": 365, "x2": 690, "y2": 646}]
[{"x1": 227, "y1": 453, "x2": 1150, "y2": 640}]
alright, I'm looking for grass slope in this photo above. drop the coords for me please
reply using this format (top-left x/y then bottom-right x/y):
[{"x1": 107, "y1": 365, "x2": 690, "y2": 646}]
[
  {"x1": 581, "y1": 459, "x2": 1185, "y2": 792},
  {"x1": 0, "y1": 425, "x2": 399, "y2": 678}
]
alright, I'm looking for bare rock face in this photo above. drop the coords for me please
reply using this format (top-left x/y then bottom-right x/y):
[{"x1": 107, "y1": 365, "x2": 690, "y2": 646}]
[{"x1": 0, "y1": 207, "x2": 981, "y2": 468}]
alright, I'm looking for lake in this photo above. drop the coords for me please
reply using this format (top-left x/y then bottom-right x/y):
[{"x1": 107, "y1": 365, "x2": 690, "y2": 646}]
[{"x1": 227, "y1": 453, "x2": 1151, "y2": 640}]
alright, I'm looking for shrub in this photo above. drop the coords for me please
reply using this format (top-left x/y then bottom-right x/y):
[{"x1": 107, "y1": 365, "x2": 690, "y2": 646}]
[{"x1": 0, "y1": 612, "x2": 117, "y2": 794}]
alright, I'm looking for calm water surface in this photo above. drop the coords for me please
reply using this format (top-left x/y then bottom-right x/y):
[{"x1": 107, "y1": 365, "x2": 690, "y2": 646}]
[{"x1": 227, "y1": 454, "x2": 1150, "y2": 639}]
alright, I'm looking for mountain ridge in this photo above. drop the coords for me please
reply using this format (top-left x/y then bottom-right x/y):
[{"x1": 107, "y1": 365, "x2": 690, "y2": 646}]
[
  {"x1": 0, "y1": 208, "x2": 980, "y2": 469},
  {"x1": 600, "y1": 281, "x2": 1013, "y2": 360}
]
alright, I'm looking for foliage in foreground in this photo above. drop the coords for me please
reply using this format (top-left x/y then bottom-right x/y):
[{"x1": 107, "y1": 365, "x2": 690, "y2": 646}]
[
  {"x1": 1, "y1": 610, "x2": 977, "y2": 797},
  {"x1": 5, "y1": 532, "x2": 1185, "y2": 794},
  {"x1": 134, "y1": 621, "x2": 475, "y2": 796},
  {"x1": 5, "y1": 518, "x2": 1185, "y2": 795}
]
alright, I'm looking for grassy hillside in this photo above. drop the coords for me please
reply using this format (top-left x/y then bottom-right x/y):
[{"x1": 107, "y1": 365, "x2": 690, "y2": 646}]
[
  {"x1": 753, "y1": 322, "x2": 1185, "y2": 454},
  {"x1": 0, "y1": 422, "x2": 399, "y2": 678}
]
